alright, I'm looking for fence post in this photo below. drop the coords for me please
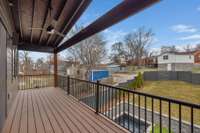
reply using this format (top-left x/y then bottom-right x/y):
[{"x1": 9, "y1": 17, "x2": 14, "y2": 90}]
[
  {"x1": 96, "y1": 80, "x2": 100, "y2": 114},
  {"x1": 67, "y1": 76, "x2": 70, "y2": 95}
]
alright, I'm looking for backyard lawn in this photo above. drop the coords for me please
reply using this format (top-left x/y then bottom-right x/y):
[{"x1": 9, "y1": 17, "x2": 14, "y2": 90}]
[
  {"x1": 123, "y1": 80, "x2": 200, "y2": 125},
  {"x1": 141, "y1": 81, "x2": 200, "y2": 104}
]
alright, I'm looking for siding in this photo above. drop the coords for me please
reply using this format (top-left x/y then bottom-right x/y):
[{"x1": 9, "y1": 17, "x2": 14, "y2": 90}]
[
  {"x1": 158, "y1": 53, "x2": 194, "y2": 64},
  {"x1": 0, "y1": 21, "x2": 7, "y2": 132}
]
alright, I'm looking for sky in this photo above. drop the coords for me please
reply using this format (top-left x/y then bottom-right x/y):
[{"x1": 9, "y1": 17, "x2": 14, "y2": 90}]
[{"x1": 29, "y1": 0, "x2": 200, "y2": 61}]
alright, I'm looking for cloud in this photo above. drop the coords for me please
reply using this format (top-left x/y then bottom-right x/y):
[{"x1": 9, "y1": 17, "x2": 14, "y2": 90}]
[
  {"x1": 171, "y1": 24, "x2": 197, "y2": 33},
  {"x1": 179, "y1": 34, "x2": 200, "y2": 40},
  {"x1": 103, "y1": 29, "x2": 128, "y2": 45}
]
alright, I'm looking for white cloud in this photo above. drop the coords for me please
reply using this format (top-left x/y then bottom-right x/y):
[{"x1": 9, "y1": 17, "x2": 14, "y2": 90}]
[
  {"x1": 171, "y1": 24, "x2": 197, "y2": 33},
  {"x1": 179, "y1": 34, "x2": 200, "y2": 40},
  {"x1": 103, "y1": 29, "x2": 128, "y2": 45}
]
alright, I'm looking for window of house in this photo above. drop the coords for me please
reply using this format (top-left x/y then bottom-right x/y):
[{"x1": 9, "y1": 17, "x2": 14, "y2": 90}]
[{"x1": 163, "y1": 55, "x2": 168, "y2": 60}]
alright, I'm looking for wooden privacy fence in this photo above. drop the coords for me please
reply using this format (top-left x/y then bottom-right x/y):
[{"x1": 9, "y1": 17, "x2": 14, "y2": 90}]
[{"x1": 18, "y1": 74, "x2": 54, "y2": 90}]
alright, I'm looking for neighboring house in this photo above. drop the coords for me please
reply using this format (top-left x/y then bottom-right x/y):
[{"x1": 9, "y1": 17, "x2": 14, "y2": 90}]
[
  {"x1": 141, "y1": 56, "x2": 158, "y2": 68},
  {"x1": 127, "y1": 56, "x2": 158, "y2": 68},
  {"x1": 193, "y1": 50, "x2": 200, "y2": 64},
  {"x1": 158, "y1": 52, "x2": 194, "y2": 71}
]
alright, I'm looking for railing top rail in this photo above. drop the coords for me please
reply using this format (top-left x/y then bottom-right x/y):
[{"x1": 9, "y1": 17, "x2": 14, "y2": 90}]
[
  {"x1": 65, "y1": 76, "x2": 200, "y2": 109},
  {"x1": 18, "y1": 74, "x2": 54, "y2": 76}
]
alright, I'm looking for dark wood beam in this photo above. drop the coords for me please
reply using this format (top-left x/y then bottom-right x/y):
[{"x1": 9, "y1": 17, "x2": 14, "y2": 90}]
[
  {"x1": 56, "y1": 0, "x2": 160, "y2": 53},
  {"x1": 18, "y1": 42, "x2": 54, "y2": 53},
  {"x1": 53, "y1": 0, "x2": 92, "y2": 46}
]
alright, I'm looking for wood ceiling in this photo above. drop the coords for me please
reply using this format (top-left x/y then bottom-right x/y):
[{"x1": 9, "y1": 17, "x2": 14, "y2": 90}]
[
  {"x1": 9, "y1": 0, "x2": 91, "y2": 52},
  {"x1": 8, "y1": 0, "x2": 159, "y2": 53}
]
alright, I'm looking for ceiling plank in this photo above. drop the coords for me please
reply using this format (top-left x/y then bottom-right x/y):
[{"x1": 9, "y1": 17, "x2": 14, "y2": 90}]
[
  {"x1": 53, "y1": 0, "x2": 92, "y2": 47},
  {"x1": 38, "y1": 0, "x2": 50, "y2": 44},
  {"x1": 18, "y1": 0, "x2": 23, "y2": 40},
  {"x1": 46, "y1": 0, "x2": 68, "y2": 45},
  {"x1": 30, "y1": 0, "x2": 35, "y2": 43},
  {"x1": 56, "y1": 0, "x2": 160, "y2": 53},
  {"x1": 18, "y1": 42, "x2": 54, "y2": 53}
]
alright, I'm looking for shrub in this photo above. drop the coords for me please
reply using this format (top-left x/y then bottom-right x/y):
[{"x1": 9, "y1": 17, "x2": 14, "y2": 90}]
[{"x1": 128, "y1": 72, "x2": 144, "y2": 89}]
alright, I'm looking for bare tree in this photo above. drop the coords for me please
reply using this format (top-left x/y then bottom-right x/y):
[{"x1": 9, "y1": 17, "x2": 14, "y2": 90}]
[
  {"x1": 19, "y1": 51, "x2": 33, "y2": 74},
  {"x1": 110, "y1": 42, "x2": 126, "y2": 64},
  {"x1": 66, "y1": 26, "x2": 106, "y2": 67},
  {"x1": 124, "y1": 27, "x2": 154, "y2": 66}
]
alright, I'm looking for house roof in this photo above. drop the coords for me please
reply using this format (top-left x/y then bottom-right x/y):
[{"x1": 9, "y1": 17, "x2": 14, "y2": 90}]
[{"x1": 159, "y1": 51, "x2": 196, "y2": 56}]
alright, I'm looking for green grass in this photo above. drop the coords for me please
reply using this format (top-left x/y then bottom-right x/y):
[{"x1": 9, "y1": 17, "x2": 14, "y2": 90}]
[
  {"x1": 192, "y1": 67, "x2": 200, "y2": 73},
  {"x1": 123, "y1": 80, "x2": 200, "y2": 125},
  {"x1": 150, "y1": 125, "x2": 174, "y2": 133}
]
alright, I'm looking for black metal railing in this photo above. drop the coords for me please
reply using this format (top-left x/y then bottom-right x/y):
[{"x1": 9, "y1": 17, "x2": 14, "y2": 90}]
[
  {"x1": 18, "y1": 74, "x2": 54, "y2": 90},
  {"x1": 58, "y1": 75, "x2": 200, "y2": 133}
]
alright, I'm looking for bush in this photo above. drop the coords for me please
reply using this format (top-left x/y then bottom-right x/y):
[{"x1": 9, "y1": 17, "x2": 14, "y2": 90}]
[{"x1": 128, "y1": 72, "x2": 144, "y2": 89}]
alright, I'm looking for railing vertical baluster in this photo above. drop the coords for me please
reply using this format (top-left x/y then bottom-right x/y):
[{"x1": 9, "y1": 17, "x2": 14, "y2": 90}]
[
  {"x1": 128, "y1": 92, "x2": 130, "y2": 130},
  {"x1": 106, "y1": 86, "x2": 108, "y2": 116},
  {"x1": 160, "y1": 99, "x2": 162, "y2": 133},
  {"x1": 191, "y1": 107, "x2": 193, "y2": 133},
  {"x1": 119, "y1": 90, "x2": 121, "y2": 124},
  {"x1": 179, "y1": 104, "x2": 182, "y2": 133},
  {"x1": 96, "y1": 80, "x2": 100, "y2": 114},
  {"x1": 115, "y1": 89, "x2": 117, "y2": 122},
  {"x1": 111, "y1": 87, "x2": 114, "y2": 120},
  {"x1": 145, "y1": 96, "x2": 147, "y2": 133},
  {"x1": 123, "y1": 91, "x2": 125, "y2": 128},
  {"x1": 103, "y1": 85, "x2": 105, "y2": 115},
  {"x1": 169, "y1": 101, "x2": 171, "y2": 133},
  {"x1": 138, "y1": 95, "x2": 141, "y2": 133},
  {"x1": 67, "y1": 76, "x2": 70, "y2": 95},
  {"x1": 133, "y1": 93, "x2": 135, "y2": 133},
  {"x1": 108, "y1": 86, "x2": 111, "y2": 119},
  {"x1": 152, "y1": 98, "x2": 154, "y2": 133}
]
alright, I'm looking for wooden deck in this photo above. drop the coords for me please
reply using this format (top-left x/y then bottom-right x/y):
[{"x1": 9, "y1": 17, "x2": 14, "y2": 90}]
[{"x1": 2, "y1": 87, "x2": 128, "y2": 133}]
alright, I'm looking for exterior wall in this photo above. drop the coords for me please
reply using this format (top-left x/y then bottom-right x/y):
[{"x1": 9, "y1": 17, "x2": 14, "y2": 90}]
[
  {"x1": 194, "y1": 51, "x2": 200, "y2": 64},
  {"x1": 158, "y1": 53, "x2": 194, "y2": 64},
  {"x1": 158, "y1": 63, "x2": 193, "y2": 71},
  {"x1": 0, "y1": 20, "x2": 7, "y2": 132},
  {"x1": 0, "y1": 0, "x2": 18, "y2": 131}
]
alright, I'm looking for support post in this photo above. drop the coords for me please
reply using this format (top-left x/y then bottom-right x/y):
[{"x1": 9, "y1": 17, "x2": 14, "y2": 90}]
[
  {"x1": 54, "y1": 53, "x2": 58, "y2": 87},
  {"x1": 96, "y1": 80, "x2": 100, "y2": 114},
  {"x1": 67, "y1": 76, "x2": 70, "y2": 95}
]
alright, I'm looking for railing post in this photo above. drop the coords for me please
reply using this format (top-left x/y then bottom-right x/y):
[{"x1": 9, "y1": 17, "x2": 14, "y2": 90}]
[
  {"x1": 67, "y1": 76, "x2": 70, "y2": 95},
  {"x1": 54, "y1": 53, "x2": 58, "y2": 87},
  {"x1": 96, "y1": 80, "x2": 100, "y2": 114}
]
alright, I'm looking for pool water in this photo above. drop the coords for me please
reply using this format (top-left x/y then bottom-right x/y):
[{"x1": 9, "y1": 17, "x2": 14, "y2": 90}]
[{"x1": 115, "y1": 114, "x2": 150, "y2": 133}]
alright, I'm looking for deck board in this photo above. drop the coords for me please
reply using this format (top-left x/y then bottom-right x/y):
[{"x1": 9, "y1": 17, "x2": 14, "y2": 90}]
[{"x1": 2, "y1": 87, "x2": 128, "y2": 133}]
